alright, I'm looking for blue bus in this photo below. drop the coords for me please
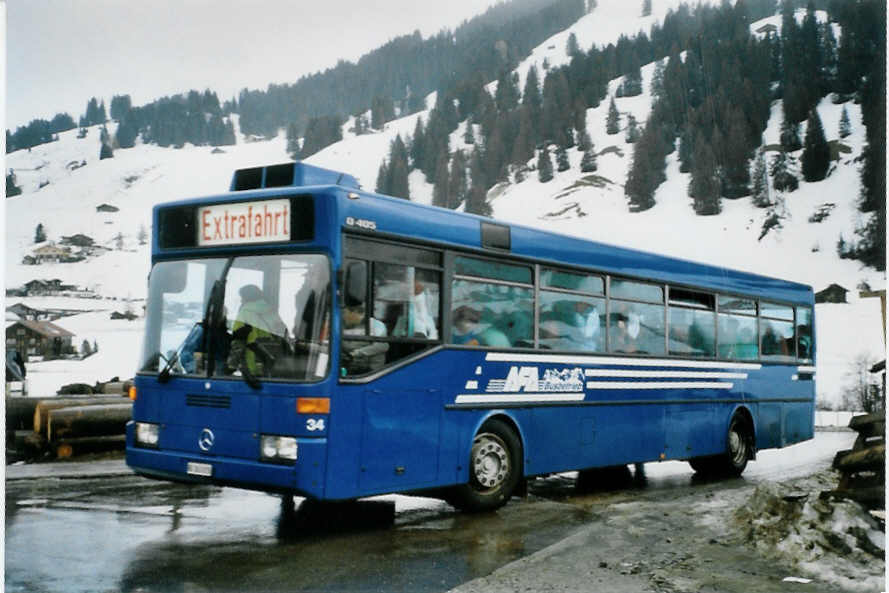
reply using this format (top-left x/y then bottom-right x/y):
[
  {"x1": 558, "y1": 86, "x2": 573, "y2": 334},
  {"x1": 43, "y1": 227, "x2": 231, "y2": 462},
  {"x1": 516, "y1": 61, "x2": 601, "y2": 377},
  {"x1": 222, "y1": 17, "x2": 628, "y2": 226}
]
[{"x1": 126, "y1": 162, "x2": 815, "y2": 511}]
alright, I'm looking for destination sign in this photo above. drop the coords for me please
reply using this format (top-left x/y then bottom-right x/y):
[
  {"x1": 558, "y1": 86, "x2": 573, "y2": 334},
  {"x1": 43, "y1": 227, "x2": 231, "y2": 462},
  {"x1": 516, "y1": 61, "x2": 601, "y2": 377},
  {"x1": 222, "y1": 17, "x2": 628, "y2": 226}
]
[{"x1": 198, "y1": 199, "x2": 291, "y2": 246}]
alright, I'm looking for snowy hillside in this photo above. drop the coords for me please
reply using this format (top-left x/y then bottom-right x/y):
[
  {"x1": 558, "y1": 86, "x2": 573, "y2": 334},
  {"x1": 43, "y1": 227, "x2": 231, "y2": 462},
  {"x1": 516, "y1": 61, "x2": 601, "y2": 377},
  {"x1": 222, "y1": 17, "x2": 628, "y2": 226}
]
[{"x1": 5, "y1": 1, "x2": 884, "y2": 404}]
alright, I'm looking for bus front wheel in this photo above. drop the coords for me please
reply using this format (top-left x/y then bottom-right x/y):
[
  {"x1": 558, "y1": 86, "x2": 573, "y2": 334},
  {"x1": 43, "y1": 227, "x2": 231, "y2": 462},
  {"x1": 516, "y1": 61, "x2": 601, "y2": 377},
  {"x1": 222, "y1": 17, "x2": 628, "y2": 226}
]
[{"x1": 449, "y1": 419, "x2": 522, "y2": 512}]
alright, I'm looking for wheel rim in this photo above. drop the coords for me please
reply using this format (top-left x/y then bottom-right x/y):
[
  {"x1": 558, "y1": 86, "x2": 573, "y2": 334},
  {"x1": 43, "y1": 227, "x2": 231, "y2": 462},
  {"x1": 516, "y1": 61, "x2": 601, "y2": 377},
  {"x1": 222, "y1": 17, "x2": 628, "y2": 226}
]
[
  {"x1": 728, "y1": 424, "x2": 747, "y2": 467},
  {"x1": 471, "y1": 432, "x2": 510, "y2": 490}
]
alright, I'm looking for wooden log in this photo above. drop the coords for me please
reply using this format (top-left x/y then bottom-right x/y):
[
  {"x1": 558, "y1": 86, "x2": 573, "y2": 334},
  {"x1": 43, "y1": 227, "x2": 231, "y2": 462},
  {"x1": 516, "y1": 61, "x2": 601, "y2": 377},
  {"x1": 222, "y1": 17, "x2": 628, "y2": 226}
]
[
  {"x1": 833, "y1": 444, "x2": 885, "y2": 473},
  {"x1": 47, "y1": 403, "x2": 132, "y2": 442},
  {"x1": 849, "y1": 412, "x2": 885, "y2": 431},
  {"x1": 33, "y1": 395, "x2": 129, "y2": 436},
  {"x1": 54, "y1": 435, "x2": 126, "y2": 458},
  {"x1": 5, "y1": 397, "x2": 40, "y2": 431},
  {"x1": 821, "y1": 486, "x2": 886, "y2": 507}
]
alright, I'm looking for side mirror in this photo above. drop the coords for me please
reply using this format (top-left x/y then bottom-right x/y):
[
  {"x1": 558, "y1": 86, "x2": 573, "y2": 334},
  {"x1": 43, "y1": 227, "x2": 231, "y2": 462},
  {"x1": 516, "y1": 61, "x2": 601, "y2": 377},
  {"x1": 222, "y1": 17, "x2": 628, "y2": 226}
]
[{"x1": 344, "y1": 261, "x2": 367, "y2": 307}]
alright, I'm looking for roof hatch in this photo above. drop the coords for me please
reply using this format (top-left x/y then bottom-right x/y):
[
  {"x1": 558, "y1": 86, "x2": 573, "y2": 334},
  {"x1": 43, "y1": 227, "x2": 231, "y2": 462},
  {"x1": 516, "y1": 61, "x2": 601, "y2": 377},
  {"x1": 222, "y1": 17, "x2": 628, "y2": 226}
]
[{"x1": 230, "y1": 162, "x2": 359, "y2": 192}]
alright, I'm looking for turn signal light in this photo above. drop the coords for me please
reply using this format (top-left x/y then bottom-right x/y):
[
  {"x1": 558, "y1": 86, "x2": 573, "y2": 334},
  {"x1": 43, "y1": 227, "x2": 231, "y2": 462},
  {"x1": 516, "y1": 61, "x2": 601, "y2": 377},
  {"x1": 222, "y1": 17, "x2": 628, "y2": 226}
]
[
  {"x1": 129, "y1": 386, "x2": 138, "y2": 401},
  {"x1": 297, "y1": 397, "x2": 330, "y2": 414}
]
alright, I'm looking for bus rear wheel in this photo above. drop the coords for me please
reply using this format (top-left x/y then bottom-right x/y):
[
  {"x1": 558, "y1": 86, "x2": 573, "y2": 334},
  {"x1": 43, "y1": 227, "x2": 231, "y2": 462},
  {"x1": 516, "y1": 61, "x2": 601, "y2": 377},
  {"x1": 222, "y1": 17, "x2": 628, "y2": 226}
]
[
  {"x1": 448, "y1": 419, "x2": 522, "y2": 512},
  {"x1": 689, "y1": 415, "x2": 752, "y2": 477}
]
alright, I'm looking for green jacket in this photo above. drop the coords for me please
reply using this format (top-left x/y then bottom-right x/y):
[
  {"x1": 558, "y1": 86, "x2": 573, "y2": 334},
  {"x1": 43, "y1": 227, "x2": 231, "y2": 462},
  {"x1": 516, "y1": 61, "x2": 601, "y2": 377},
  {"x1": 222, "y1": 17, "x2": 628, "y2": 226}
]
[{"x1": 230, "y1": 300, "x2": 287, "y2": 374}]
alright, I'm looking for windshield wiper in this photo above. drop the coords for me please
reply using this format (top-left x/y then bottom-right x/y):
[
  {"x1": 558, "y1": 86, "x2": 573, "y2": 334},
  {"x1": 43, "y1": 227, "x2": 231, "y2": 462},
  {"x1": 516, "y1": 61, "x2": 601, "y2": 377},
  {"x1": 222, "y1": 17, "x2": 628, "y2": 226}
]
[{"x1": 157, "y1": 321, "x2": 203, "y2": 383}]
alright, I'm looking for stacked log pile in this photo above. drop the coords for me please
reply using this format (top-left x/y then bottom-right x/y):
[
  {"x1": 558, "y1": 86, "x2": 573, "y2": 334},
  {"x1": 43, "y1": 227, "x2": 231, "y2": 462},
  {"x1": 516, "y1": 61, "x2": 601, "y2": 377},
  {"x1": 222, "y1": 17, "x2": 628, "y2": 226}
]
[
  {"x1": 6, "y1": 385, "x2": 132, "y2": 460},
  {"x1": 822, "y1": 411, "x2": 885, "y2": 510}
]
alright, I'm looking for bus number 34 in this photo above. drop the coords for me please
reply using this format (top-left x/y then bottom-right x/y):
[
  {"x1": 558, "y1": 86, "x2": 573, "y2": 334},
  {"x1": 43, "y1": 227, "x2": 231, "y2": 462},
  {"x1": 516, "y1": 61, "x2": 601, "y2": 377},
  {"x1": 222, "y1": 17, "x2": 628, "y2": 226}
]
[{"x1": 306, "y1": 418, "x2": 326, "y2": 432}]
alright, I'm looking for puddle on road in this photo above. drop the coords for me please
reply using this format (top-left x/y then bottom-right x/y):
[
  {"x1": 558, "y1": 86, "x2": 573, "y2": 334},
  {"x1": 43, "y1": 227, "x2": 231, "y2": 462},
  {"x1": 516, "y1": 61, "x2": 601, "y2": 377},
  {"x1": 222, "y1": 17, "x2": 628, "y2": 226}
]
[{"x1": 6, "y1": 476, "x2": 594, "y2": 593}]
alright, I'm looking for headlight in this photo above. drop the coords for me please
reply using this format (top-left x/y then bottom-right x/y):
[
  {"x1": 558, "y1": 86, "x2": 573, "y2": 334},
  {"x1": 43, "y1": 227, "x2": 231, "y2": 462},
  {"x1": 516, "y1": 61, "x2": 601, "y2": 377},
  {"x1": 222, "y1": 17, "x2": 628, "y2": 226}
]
[
  {"x1": 135, "y1": 422, "x2": 160, "y2": 447},
  {"x1": 260, "y1": 435, "x2": 298, "y2": 464}
]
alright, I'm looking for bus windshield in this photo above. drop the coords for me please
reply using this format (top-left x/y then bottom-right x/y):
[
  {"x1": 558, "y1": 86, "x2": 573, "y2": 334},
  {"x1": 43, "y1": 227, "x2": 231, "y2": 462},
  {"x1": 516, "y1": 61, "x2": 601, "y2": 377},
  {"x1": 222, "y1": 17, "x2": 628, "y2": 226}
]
[{"x1": 140, "y1": 253, "x2": 331, "y2": 383}]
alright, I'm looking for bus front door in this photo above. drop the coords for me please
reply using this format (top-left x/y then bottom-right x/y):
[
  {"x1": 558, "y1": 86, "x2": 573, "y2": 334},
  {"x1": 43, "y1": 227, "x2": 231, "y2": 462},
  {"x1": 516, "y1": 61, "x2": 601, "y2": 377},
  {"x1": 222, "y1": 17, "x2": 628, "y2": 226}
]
[{"x1": 359, "y1": 387, "x2": 442, "y2": 492}]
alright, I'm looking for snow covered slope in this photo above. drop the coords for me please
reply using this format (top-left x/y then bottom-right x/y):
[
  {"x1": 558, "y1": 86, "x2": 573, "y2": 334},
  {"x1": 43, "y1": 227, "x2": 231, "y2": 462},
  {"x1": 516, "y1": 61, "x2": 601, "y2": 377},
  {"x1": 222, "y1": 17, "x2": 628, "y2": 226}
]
[{"x1": 5, "y1": 1, "x2": 884, "y2": 404}]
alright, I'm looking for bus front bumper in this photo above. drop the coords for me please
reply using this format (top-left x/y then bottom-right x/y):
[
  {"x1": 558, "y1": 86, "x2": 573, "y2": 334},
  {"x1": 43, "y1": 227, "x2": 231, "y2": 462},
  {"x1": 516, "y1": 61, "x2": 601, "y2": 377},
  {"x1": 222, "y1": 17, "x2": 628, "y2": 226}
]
[{"x1": 125, "y1": 425, "x2": 327, "y2": 498}]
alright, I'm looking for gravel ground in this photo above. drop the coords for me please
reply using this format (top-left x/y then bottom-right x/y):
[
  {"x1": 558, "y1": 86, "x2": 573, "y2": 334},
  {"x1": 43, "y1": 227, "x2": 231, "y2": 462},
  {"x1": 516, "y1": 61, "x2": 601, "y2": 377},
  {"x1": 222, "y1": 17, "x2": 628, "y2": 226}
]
[{"x1": 450, "y1": 469, "x2": 885, "y2": 593}]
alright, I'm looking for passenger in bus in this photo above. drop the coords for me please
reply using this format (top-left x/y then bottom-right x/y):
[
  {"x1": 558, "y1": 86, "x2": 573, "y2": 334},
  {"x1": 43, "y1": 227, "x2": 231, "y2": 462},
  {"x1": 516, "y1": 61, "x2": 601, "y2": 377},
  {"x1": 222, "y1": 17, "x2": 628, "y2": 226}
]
[
  {"x1": 761, "y1": 324, "x2": 789, "y2": 357},
  {"x1": 227, "y1": 284, "x2": 288, "y2": 375},
  {"x1": 341, "y1": 301, "x2": 389, "y2": 374},
  {"x1": 394, "y1": 278, "x2": 438, "y2": 339},
  {"x1": 452, "y1": 306, "x2": 483, "y2": 345},
  {"x1": 610, "y1": 309, "x2": 641, "y2": 353},
  {"x1": 718, "y1": 317, "x2": 740, "y2": 358},
  {"x1": 557, "y1": 301, "x2": 601, "y2": 352}
]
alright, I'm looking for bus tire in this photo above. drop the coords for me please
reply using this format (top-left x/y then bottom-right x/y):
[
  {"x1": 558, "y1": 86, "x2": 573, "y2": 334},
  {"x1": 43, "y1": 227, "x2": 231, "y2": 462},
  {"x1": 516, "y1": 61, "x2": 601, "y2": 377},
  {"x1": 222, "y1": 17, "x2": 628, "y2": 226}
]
[
  {"x1": 449, "y1": 419, "x2": 522, "y2": 513},
  {"x1": 689, "y1": 414, "x2": 752, "y2": 477},
  {"x1": 722, "y1": 414, "x2": 752, "y2": 476}
]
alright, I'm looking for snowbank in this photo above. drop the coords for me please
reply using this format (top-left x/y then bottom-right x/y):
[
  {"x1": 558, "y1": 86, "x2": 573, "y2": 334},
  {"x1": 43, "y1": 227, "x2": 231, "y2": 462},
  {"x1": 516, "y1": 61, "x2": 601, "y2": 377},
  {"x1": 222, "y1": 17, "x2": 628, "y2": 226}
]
[{"x1": 734, "y1": 473, "x2": 885, "y2": 592}]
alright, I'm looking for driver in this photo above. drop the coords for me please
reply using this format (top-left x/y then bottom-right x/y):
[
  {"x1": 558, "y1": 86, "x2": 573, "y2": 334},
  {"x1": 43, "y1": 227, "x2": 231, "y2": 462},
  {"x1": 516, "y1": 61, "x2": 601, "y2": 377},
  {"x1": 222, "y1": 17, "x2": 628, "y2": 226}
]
[{"x1": 227, "y1": 284, "x2": 287, "y2": 375}]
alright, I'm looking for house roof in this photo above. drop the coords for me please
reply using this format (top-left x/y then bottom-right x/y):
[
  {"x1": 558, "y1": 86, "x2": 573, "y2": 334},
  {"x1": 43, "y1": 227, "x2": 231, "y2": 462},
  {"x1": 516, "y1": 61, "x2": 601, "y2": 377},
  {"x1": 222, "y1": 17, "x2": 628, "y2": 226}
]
[{"x1": 7, "y1": 319, "x2": 75, "y2": 338}]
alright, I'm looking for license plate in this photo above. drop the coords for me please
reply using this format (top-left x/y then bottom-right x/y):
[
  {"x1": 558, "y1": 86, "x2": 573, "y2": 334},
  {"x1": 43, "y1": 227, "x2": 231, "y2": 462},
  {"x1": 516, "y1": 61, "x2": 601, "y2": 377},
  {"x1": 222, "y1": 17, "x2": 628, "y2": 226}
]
[{"x1": 187, "y1": 462, "x2": 213, "y2": 477}]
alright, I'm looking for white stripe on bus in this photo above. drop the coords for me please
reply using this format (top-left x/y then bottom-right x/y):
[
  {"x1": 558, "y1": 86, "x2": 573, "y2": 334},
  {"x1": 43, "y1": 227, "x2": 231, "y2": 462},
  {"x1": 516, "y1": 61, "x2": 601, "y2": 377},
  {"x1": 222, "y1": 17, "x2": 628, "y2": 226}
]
[
  {"x1": 797, "y1": 366, "x2": 816, "y2": 373},
  {"x1": 584, "y1": 369, "x2": 747, "y2": 380},
  {"x1": 483, "y1": 352, "x2": 762, "y2": 370},
  {"x1": 585, "y1": 381, "x2": 734, "y2": 390},
  {"x1": 455, "y1": 393, "x2": 587, "y2": 404}
]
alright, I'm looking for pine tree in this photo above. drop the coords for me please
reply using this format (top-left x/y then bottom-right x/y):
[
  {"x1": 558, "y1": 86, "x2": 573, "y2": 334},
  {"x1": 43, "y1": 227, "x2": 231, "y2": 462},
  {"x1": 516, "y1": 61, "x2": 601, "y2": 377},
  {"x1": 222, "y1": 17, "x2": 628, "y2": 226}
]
[
  {"x1": 6, "y1": 172, "x2": 22, "y2": 197},
  {"x1": 779, "y1": 105, "x2": 802, "y2": 152},
  {"x1": 625, "y1": 114, "x2": 640, "y2": 143},
  {"x1": 556, "y1": 145, "x2": 570, "y2": 172},
  {"x1": 115, "y1": 115, "x2": 138, "y2": 149},
  {"x1": 577, "y1": 128, "x2": 592, "y2": 152},
  {"x1": 494, "y1": 70, "x2": 520, "y2": 112},
  {"x1": 770, "y1": 150, "x2": 799, "y2": 192},
  {"x1": 721, "y1": 109, "x2": 752, "y2": 199},
  {"x1": 410, "y1": 117, "x2": 426, "y2": 168},
  {"x1": 650, "y1": 60, "x2": 666, "y2": 98},
  {"x1": 537, "y1": 146, "x2": 554, "y2": 183},
  {"x1": 463, "y1": 122, "x2": 475, "y2": 145},
  {"x1": 678, "y1": 130, "x2": 693, "y2": 173},
  {"x1": 383, "y1": 135, "x2": 410, "y2": 199},
  {"x1": 522, "y1": 65, "x2": 543, "y2": 144},
  {"x1": 689, "y1": 134, "x2": 721, "y2": 215},
  {"x1": 110, "y1": 95, "x2": 132, "y2": 121},
  {"x1": 375, "y1": 161, "x2": 389, "y2": 194},
  {"x1": 617, "y1": 64, "x2": 643, "y2": 98},
  {"x1": 448, "y1": 150, "x2": 468, "y2": 209},
  {"x1": 580, "y1": 146, "x2": 598, "y2": 172},
  {"x1": 801, "y1": 109, "x2": 830, "y2": 182},
  {"x1": 35, "y1": 223, "x2": 46, "y2": 243},
  {"x1": 751, "y1": 149, "x2": 770, "y2": 207},
  {"x1": 466, "y1": 148, "x2": 491, "y2": 216},
  {"x1": 838, "y1": 106, "x2": 851, "y2": 138},
  {"x1": 642, "y1": 0, "x2": 652, "y2": 17},
  {"x1": 100, "y1": 141, "x2": 114, "y2": 160},
  {"x1": 286, "y1": 123, "x2": 300, "y2": 158},
  {"x1": 138, "y1": 224, "x2": 148, "y2": 245},
  {"x1": 566, "y1": 32, "x2": 580, "y2": 57},
  {"x1": 625, "y1": 129, "x2": 659, "y2": 212},
  {"x1": 511, "y1": 107, "x2": 535, "y2": 165},
  {"x1": 606, "y1": 97, "x2": 620, "y2": 135},
  {"x1": 371, "y1": 96, "x2": 395, "y2": 130},
  {"x1": 432, "y1": 150, "x2": 450, "y2": 208}
]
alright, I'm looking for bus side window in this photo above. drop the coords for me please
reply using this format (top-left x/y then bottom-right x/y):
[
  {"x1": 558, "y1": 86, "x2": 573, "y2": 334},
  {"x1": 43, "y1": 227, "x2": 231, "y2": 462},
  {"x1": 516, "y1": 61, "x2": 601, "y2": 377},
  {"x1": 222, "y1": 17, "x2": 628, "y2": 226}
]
[
  {"x1": 796, "y1": 306, "x2": 813, "y2": 360},
  {"x1": 450, "y1": 279, "x2": 530, "y2": 347}
]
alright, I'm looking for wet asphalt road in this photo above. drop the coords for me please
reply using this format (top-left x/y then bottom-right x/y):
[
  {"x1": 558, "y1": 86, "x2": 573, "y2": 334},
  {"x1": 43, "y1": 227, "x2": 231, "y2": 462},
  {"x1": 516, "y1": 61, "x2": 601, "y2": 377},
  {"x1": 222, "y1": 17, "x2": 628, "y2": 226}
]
[{"x1": 5, "y1": 432, "x2": 854, "y2": 593}]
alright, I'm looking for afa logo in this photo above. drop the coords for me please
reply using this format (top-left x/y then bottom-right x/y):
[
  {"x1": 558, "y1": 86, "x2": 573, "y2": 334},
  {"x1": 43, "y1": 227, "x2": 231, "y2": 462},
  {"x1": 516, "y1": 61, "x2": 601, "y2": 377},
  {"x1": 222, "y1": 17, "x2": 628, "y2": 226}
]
[{"x1": 489, "y1": 366, "x2": 584, "y2": 393}]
